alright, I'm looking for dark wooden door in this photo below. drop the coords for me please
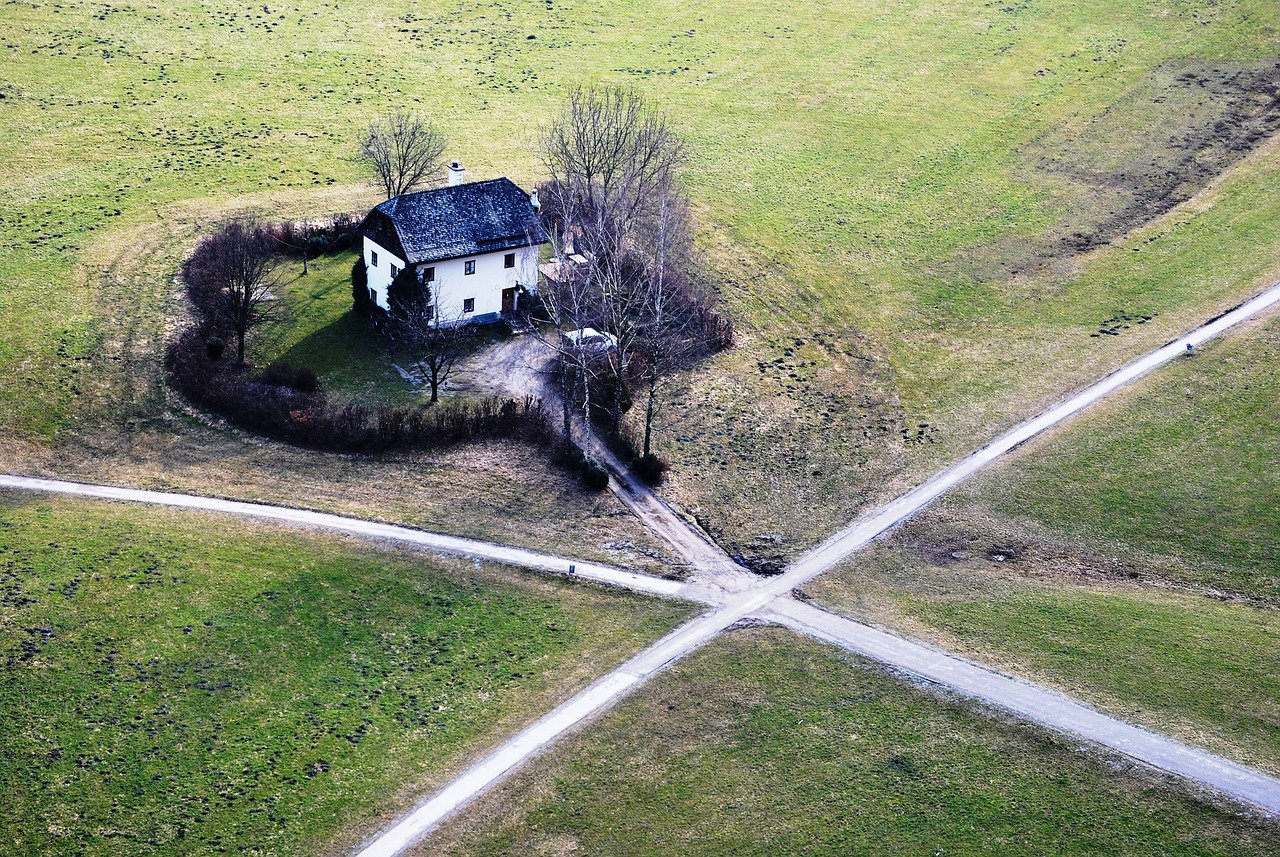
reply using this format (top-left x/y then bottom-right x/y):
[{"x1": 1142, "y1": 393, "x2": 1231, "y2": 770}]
[{"x1": 501, "y1": 287, "x2": 516, "y2": 313}]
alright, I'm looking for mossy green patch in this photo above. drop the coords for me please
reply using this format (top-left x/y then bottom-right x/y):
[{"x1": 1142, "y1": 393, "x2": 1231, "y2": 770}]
[
  {"x1": 0, "y1": 493, "x2": 693, "y2": 855},
  {"x1": 422, "y1": 629, "x2": 1280, "y2": 856}
]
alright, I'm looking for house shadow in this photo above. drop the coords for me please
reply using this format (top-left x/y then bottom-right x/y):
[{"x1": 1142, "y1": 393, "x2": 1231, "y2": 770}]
[{"x1": 271, "y1": 312, "x2": 421, "y2": 405}]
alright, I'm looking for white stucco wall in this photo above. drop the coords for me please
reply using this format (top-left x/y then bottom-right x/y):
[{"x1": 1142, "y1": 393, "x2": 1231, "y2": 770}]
[
  {"x1": 363, "y1": 236, "x2": 540, "y2": 323},
  {"x1": 423, "y1": 245, "x2": 540, "y2": 323},
  {"x1": 362, "y1": 235, "x2": 404, "y2": 312}
]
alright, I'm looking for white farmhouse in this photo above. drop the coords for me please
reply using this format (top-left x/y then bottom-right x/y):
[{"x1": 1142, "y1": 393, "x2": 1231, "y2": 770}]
[{"x1": 358, "y1": 163, "x2": 546, "y2": 324}]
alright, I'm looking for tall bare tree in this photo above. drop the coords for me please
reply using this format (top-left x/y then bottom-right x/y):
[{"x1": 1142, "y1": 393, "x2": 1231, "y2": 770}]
[
  {"x1": 387, "y1": 274, "x2": 474, "y2": 404},
  {"x1": 536, "y1": 193, "x2": 604, "y2": 451},
  {"x1": 183, "y1": 216, "x2": 280, "y2": 366},
  {"x1": 539, "y1": 85, "x2": 688, "y2": 431},
  {"x1": 541, "y1": 86, "x2": 685, "y2": 233},
  {"x1": 360, "y1": 111, "x2": 448, "y2": 200},
  {"x1": 635, "y1": 181, "x2": 699, "y2": 457}
]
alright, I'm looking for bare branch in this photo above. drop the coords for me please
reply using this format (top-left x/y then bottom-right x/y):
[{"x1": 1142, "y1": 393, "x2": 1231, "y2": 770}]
[{"x1": 360, "y1": 111, "x2": 448, "y2": 200}]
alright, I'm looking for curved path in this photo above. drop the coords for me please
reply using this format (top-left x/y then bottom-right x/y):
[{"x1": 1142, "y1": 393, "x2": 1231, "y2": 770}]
[
  {"x1": 0, "y1": 475, "x2": 686, "y2": 600},
  {"x1": 7, "y1": 281, "x2": 1280, "y2": 856}
]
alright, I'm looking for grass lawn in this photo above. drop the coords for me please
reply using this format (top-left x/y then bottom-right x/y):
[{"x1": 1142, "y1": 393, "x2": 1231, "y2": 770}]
[
  {"x1": 805, "y1": 545, "x2": 1280, "y2": 776},
  {"x1": 2, "y1": 0, "x2": 1279, "y2": 563},
  {"x1": 262, "y1": 250, "x2": 418, "y2": 406},
  {"x1": 804, "y1": 315, "x2": 1280, "y2": 773},
  {"x1": 418, "y1": 628, "x2": 1280, "y2": 856},
  {"x1": 951, "y1": 313, "x2": 1280, "y2": 602},
  {"x1": 0, "y1": 492, "x2": 696, "y2": 855}
]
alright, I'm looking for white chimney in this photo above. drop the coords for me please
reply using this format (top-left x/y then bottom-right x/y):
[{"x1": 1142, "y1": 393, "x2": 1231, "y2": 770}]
[
  {"x1": 447, "y1": 161, "x2": 465, "y2": 186},
  {"x1": 530, "y1": 187, "x2": 540, "y2": 211}
]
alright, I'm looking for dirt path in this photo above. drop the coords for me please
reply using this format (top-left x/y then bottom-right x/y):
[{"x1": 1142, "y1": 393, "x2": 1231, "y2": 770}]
[
  {"x1": 9, "y1": 283, "x2": 1280, "y2": 852},
  {"x1": 351, "y1": 278, "x2": 1280, "y2": 855},
  {"x1": 449, "y1": 329, "x2": 756, "y2": 594},
  {"x1": 767, "y1": 597, "x2": 1280, "y2": 814},
  {"x1": 0, "y1": 475, "x2": 687, "y2": 600}
]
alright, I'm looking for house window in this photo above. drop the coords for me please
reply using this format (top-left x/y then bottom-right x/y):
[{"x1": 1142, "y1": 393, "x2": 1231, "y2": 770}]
[
  {"x1": 369, "y1": 288, "x2": 378, "y2": 305},
  {"x1": 423, "y1": 266, "x2": 435, "y2": 282},
  {"x1": 390, "y1": 264, "x2": 399, "y2": 278},
  {"x1": 371, "y1": 250, "x2": 378, "y2": 267},
  {"x1": 425, "y1": 305, "x2": 434, "y2": 321},
  {"x1": 504, "y1": 253, "x2": 515, "y2": 269},
  {"x1": 463, "y1": 298, "x2": 475, "y2": 313},
  {"x1": 464, "y1": 260, "x2": 476, "y2": 275}
]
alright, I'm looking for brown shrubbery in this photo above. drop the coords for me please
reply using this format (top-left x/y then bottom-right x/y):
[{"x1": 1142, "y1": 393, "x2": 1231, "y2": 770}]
[{"x1": 168, "y1": 217, "x2": 557, "y2": 456}]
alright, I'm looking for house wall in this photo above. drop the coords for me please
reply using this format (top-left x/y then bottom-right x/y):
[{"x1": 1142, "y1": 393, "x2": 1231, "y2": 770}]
[
  {"x1": 363, "y1": 237, "x2": 541, "y2": 324},
  {"x1": 420, "y1": 245, "x2": 540, "y2": 324},
  {"x1": 362, "y1": 235, "x2": 405, "y2": 312}
]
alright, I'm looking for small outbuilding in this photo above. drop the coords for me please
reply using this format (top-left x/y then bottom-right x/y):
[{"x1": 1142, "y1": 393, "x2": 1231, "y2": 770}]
[{"x1": 359, "y1": 163, "x2": 547, "y2": 324}]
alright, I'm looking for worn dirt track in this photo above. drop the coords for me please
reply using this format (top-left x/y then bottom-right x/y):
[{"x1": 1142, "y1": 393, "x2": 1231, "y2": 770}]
[{"x1": 8, "y1": 283, "x2": 1280, "y2": 855}]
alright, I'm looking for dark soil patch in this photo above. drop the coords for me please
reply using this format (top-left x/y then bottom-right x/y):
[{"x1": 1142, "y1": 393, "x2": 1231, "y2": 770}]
[
  {"x1": 957, "y1": 58, "x2": 1280, "y2": 281},
  {"x1": 732, "y1": 533, "x2": 788, "y2": 576}
]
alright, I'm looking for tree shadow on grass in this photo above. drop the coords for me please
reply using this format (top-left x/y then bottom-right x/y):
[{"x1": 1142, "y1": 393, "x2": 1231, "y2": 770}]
[{"x1": 272, "y1": 311, "x2": 419, "y2": 406}]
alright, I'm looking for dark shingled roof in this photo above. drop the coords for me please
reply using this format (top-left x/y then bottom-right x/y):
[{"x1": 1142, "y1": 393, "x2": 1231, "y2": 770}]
[{"x1": 366, "y1": 177, "x2": 546, "y2": 264}]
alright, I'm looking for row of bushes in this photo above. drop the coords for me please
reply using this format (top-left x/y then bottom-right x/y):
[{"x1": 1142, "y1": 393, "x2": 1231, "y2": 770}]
[
  {"x1": 168, "y1": 216, "x2": 571, "y2": 464},
  {"x1": 260, "y1": 213, "x2": 362, "y2": 258},
  {"x1": 167, "y1": 328, "x2": 556, "y2": 453}
]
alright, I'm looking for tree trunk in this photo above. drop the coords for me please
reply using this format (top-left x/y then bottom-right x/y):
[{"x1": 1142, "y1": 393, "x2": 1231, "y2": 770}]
[
  {"x1": 558, "y1": 361, "x2": 573, "y2": 446},
  {"x1": 643, "y1": 367, "x2": 657, "y2": 457}
]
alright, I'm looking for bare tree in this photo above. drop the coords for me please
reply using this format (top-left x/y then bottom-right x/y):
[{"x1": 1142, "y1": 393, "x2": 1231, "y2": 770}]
[
  {"x1": 541, "y1": 86, "x2": 685, "y2": 233},
  {"x1": 538, "y1": 86, "x2": 688, "y2": 432},
  {"x1": 360, "y1": 111, "x2": 448, "y2": 200},
  {"x1": 387, "y1": 275, "x2": 474, "y2": 404},
  {"x1": 537, "y1": 201, "x2": 603, "y2": 451},
  {"x1": 184, "y1": 216, "x2": 281, "y2": 366},
  {"x1": 635, "y1": 182, "x2": 699, "y2": 457}
]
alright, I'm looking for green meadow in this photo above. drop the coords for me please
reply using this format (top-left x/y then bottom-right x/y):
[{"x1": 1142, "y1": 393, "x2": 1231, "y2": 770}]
[
  {"x1": 420, "y1": 628, "x2": 1280, "y2": 856},
  {"x1": 4, "y1": 1, "x2": 1280, "y2": 847},
  {"x1": 0, "y1": 492, "x2": 694, "y2": 855},
  {"x1": 2, "y1": 0, "x2": 1278, "y2": 560}
]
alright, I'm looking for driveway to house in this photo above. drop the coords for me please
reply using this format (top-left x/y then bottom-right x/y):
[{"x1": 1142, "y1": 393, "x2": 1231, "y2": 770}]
[
  {"x1": 448, "y1": 326, "x2": 757, "y2": 595},
  {"x1": 446, "y1": 329, "x2": 553, "y2": 399},
  {"x1": 351, "y1": 280, "x2": 1280, "y2": 856},
  {"x1": 8, "y1": 283, "x2": 1280, "y2": 856}
]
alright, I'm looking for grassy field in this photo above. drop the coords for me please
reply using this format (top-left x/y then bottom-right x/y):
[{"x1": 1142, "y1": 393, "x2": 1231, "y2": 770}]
[
  {"x1": 946, "y1": 313, "x2": 1280, "y2": 601},
  {"x1": 0, "y1": 492, "x2": 696, "y2": 855},
  {"x1": 263, "y1": 250, "x2": 419, "y2": 406},
  {"x1": 418, "y1": 628, "x2": 1280, "y2": 856},
  {"x1": 2, "y1": 0, "x2": 1278, "y2": 563},
  {"x1": 804, "y1": 314, "x2": 1280, "y2": 773}
]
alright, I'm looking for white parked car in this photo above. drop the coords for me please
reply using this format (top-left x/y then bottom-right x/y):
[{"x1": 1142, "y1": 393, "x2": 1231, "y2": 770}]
[{"x1": 560, "y1": 327, "x2": 619, "y2": 353}]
